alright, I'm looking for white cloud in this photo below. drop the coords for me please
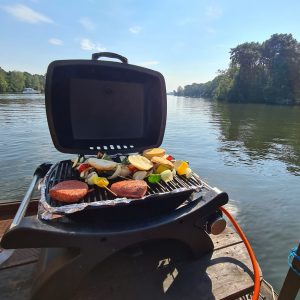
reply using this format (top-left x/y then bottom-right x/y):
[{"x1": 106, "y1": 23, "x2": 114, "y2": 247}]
[
  {"x1": 79, "y1": 17, "x2": 95, "y2": 31},
  {"x1": 140, "y1": 61, "x2": 159, "y2": 67},
  {"x1": 48, "y1": 38, "x2": 63, "y2": 46},
  {"x1": 80, "y1": 38, "x2": 106, "y2": 51},
  {"x1": 205, "y1": 4, "x2": 222, "y2": 20},
  {"x1": 1, "y1": 4, "x2": 53, "y2": 24},
  {"x1": 129, "y1": 26, "x2": 142, "y2": 34}
]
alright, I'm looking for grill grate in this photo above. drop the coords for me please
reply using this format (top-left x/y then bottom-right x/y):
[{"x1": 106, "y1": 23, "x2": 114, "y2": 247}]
[{"x1": 45, "y1": 160, "x2": 203, "y2": 208}]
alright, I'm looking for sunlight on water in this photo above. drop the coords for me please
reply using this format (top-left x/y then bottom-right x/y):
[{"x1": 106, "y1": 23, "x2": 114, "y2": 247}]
[{"x1": 224, "y1": 200, "x2": 240, "y2": 218}]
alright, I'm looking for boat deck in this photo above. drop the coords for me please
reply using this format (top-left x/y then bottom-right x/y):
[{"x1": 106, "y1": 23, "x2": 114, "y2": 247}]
[{"x1": 0, "y1": 206, "x2": 277, "y2": 300}]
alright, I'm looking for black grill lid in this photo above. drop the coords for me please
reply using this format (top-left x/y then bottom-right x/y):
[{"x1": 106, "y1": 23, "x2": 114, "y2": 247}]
[{"x1": 45, "y1": 52, "x2": 167, "y2": 155}]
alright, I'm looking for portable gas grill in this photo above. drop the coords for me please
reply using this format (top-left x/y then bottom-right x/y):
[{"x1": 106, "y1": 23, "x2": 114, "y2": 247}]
[{"x1": 1, "y1": 53, "x2": 229, "y2": 300}]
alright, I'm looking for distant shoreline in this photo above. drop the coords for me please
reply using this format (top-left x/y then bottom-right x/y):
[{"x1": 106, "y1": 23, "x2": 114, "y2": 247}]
[{"x1": 169, "y1": 95, "x2": 300, "y2": 106}]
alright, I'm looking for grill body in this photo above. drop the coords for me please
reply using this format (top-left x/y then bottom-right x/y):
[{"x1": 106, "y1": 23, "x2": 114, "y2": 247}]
[
  {"x1": 1, "y1": 186, "x2": 228, "y2": 300},
  {"x1": 1, "y1": 53, "x2": 230, "y2": 299}
]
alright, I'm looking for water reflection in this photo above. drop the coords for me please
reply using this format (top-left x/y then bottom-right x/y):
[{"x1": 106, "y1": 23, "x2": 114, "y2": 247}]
[
  {"x1": 0, "y1": 93, "x2": 44, "y2": 101},
  {"x1": 211, "y1": 102, "x2": 300, "y2": 175},
  {"x1": 0, "y1": 95, "x2": 70, "y2": 202},
  {"x1": 165, "y1": 97, "x2": 299, "y2": 293}
]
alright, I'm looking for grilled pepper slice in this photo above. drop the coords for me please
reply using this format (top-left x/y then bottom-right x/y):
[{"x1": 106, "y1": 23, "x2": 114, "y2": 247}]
[{"x1": 148, "y1": 174, "x2": 161, "y2": 184}]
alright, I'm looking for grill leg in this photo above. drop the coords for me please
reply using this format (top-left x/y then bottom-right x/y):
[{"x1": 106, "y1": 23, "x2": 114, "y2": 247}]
[{"x1": 164, "y1": 226, "x2": 214, "y2": 259}]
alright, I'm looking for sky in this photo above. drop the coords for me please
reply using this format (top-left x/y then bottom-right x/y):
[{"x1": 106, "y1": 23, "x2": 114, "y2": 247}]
[{"x1": 1, "y1": 0, "x2": 300, "y2": 91}]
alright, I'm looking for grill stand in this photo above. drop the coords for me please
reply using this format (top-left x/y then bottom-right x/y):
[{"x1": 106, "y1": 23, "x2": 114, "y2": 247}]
[{"x1": 1, "y1": 190, "x2": 228, "y2": 300}]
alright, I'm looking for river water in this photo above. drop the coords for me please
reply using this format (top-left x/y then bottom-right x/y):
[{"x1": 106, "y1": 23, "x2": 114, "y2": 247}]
[{"x1": 0, "y1": 94, "x2": 299, "y2": 295}]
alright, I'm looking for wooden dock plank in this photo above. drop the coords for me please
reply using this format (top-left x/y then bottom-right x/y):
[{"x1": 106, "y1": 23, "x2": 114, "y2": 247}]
[
  {"x1": 209, "y1": 242, "x2": 258, "y2": 299},
  {"x1": 0, "y1": 227, "x2": 263, "y2": 300},
  {"x1": 0, "y1": 263, "x2": 36, "y2": 300},
  {"x1": 0, "y1": 219, "x2": 12, "y2": 239},
  {"x1": 0, "y1": 248, "x2": 40, "y2": 270},
  {"x1": 211, "y1": 227, "x2": 242, "y2": 250},
  {"x1": 72, "y1": 228, "x2": 258, "y2": 300}
]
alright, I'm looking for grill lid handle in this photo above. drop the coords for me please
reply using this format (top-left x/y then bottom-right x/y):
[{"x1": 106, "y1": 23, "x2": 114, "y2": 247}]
[{"x1": 91, "y1": 52, "x2": 128, "y2": 64}]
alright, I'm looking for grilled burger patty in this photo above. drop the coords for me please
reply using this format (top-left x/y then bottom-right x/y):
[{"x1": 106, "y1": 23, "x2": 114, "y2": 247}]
[
  {"x1": 49, "y1": 180, "x2": 88, "y2": 203},
  {"x1": 111, "y1": 180, "x2": 147, "y2": 198}
]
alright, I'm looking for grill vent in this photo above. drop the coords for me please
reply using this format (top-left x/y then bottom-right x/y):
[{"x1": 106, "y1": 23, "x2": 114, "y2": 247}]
[{"x1": 89, "y1": 144, "x2": 135, "y2": 151}]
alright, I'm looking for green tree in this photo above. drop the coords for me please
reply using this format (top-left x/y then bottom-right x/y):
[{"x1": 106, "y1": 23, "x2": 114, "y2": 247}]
[
  {"x1": 213, "y1": 73, "x2": 234, "y2": 101},
  {"x1": 262, "y1": 34, "x2": 300, "y2": 104},
  {"x1": 24, "y1": 72, "x2": 33, "y2": 88},
  {"x1": 38, "y1": 75, "x2": 45, "y2": 93},
  {"x1": 0, "y1": 68, "x2": 8, "y2": 92},
  {"x1": 177, "y1": 33, "x2": 300, "y2": 105},
  {"x1": 230, "y1": 42, "x2": 265, "y2": 102},
  {"x1": 7, "y1": 71, "x2": 25, "y2": 92},
  {"x1": 31, "y1": 74, "x2": 40, "y2": 90},
  {"x1": 0, "y1": 67, "x2": 45, "y2": 93},
  {"x1": 176, "y1": 86, "x2": 184, "y2": 96}
]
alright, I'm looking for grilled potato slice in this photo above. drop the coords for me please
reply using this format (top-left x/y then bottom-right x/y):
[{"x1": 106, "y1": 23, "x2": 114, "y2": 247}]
[
  {"x1": 143, "y1": 148, "x2": 165, "y2": 159},
  {"x1": 151, "y1": 156, "x2": 174, "y2": 169},
  {"x1": 128, "y1": 155, "x2": 153, "y2": 171}
]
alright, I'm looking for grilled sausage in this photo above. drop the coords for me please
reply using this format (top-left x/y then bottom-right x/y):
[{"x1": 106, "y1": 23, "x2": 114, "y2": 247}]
[
  {"x1": 110, "y1": 180, "x2": 147, "y2": 198},
  {"x1": 49, "y1": 180, "x2": 88, "y2": 203}
]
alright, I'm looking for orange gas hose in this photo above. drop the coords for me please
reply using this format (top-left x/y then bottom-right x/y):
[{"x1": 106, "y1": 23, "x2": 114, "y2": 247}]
[{"x1": 220, "y1": 207, "x2": 260, "y2": 300}]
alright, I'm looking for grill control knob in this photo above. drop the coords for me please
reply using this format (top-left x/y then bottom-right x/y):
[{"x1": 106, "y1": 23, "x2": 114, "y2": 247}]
[{"x1": 208, "y1": 217, "x2": 227, "y2": 235}]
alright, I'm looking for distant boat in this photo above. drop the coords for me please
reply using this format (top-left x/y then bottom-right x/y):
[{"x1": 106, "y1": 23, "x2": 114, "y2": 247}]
[{"x1": 22, "y1": 88, "x2": 40, "y2": 94}]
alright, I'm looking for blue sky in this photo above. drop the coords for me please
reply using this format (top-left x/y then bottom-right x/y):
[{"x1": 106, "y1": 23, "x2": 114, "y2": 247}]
[{"x1": 1, "y1": 0, "x2": 300, "y2": 91}]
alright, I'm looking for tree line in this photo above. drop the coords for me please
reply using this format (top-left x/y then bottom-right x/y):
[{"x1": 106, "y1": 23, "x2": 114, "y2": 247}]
[
  {"x1": 174, "y1": 34, "x2": 300, "y2": 105},
  {"x1": 0, "y1": 67, "x2": 45, "y2": 93}
]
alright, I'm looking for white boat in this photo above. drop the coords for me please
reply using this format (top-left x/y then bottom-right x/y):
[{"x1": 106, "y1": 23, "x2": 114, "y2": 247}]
[{"x1": 22, "y1": 88, "x2": 40, "y2": 94}]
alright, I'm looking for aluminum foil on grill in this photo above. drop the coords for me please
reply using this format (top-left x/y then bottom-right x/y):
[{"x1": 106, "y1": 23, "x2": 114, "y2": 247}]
[{"x1": 38, "y1": 161, "x2": 203, "y2": 220}]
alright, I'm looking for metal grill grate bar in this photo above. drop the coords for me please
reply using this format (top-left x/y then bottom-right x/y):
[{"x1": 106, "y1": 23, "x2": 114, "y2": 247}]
[{"x1": 46, "y1": 160, "x2": 203, "y2": 207}]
